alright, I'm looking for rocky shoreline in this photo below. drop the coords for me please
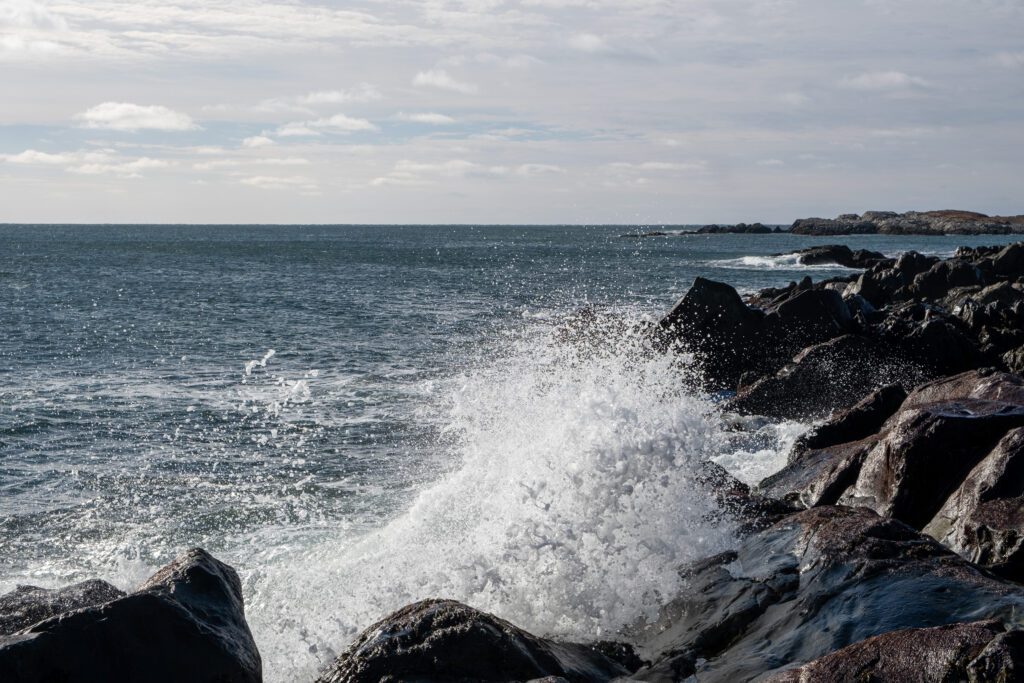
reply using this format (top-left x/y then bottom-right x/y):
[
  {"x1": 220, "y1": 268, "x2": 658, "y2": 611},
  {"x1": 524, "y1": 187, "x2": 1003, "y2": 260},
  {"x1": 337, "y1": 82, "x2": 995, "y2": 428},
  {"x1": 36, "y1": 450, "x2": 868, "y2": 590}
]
[
  {"x1": 790, "y1": 210, "x2": 1024, "y2": 236},
  {"x1": 622, "y1": 210, "x2": 1024, "y2": 236},
  {"x1": 7, "y1": 242, "x2": 1024, "y2": 681}
]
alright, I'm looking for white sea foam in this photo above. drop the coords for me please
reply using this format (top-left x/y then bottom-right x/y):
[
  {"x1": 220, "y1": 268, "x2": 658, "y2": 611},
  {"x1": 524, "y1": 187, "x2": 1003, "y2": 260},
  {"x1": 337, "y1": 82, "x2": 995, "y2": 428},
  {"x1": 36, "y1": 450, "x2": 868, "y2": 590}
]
[
  {"x1": 710, "y1": 253, "x2": 857, "y2": 271},
  {"x1": 238, "y1": 312, "x2": 796, "y2": 681}
]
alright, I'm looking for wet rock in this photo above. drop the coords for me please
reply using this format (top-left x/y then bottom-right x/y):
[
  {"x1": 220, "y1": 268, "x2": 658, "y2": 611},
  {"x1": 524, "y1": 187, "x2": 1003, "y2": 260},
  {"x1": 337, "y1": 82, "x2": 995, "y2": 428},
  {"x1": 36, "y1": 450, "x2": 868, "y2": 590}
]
[
  {"x1": 0, "y1": 580, "x2": 125, "y2": 636},
  {"x1": 759, "y1": 435, "x2": 882, "y2": 508},
  {"x1": 777, "y1": 244, "x2": 888, "y2": 269},
  {"x1": 900, "y1": 368, "x2": 1024, "y2": 409},
  {"x1": 839, "y1": 398, "x2": 1024, "y2": 530},
  {"x1": 907, "y1": 258, "x2": 984, "y2": 300},
  {"x1": 794, "y1": 384, "x2": 907, "y2": 453},
  {"x1": 763, "y1": 620, "x2": 1004, "y2": 683},
  {"x1": 0, "y1": 548, "x2": 261, "y2": 683},
  {"x1": 316, "y1": 599, "x2": 629, "y2": 683},
  {"x1": 659, "y1": 277, "x2": 768, "y2": 389},
  {"x1": 726, "y1": 335, "x2": 918, "y2": 420},
  {"x1": 966, "y1": 629, "x2": 1024, "y2": 681},
  {"x1": 924, "y1": 427, "x2": 1024, "y2": 579},
  {"x1": 631, "y1": 506, "x2": 1024, "y2": 682}
]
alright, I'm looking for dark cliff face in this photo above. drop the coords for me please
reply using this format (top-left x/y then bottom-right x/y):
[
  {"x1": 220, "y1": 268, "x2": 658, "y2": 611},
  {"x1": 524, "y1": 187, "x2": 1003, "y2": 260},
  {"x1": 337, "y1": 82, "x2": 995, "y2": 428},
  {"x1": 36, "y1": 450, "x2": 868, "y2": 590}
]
[{"x1": 789, "y1": 210, "x2": 1024, "y2": 235}]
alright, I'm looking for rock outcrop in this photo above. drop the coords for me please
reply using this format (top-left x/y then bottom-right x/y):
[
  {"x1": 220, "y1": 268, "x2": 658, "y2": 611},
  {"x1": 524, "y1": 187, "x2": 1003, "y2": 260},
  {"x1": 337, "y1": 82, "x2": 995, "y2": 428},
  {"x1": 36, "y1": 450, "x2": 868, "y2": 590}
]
[
  {"x1": 316, "y1": 599, "x2": 631, "y2": 683},
  {"x1": 790, "y1": 210, "x2": 1024, "y2": 235},
  {"x1": 629, "y1": 506, "x2": 1024, "y2": 681},
  {"x1": 776, "y1": 244, "x2": 888, "y2": 269},
  {"x1": 0, "y1": 548, "x2": 261, "y2": 683},
  {"x1": 764, "y1": 620, "x2": 1013, "y2": 683}
]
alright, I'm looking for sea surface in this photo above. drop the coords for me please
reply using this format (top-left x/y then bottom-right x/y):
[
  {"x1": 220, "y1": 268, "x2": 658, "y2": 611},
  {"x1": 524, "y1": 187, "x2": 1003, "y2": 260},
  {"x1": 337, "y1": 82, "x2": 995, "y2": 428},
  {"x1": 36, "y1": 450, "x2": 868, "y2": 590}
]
[{"x1": 2, "y1": 224, "x2": 1020, "y2": 680}]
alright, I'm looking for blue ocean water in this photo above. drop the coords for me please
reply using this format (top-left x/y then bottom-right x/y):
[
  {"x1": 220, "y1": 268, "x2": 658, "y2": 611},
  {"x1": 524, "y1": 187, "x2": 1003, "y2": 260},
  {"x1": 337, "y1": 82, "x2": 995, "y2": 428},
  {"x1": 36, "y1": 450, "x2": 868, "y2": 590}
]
[{"x1": 2, "y1": 224, "x2": 1020, "y2": 679}]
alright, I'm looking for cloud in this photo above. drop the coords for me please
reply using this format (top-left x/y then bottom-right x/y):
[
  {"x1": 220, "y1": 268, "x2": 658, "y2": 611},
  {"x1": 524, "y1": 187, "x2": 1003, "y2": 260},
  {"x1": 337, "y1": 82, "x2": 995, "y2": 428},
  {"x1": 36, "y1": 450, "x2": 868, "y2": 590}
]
[
  {"x1": 413, "y1": 69, "x2": 477, "y2": 93},
  {"x1": 757, "y1": 159, "x2": 785, "y2": 166},
  {"x1": 514, "y1": 163, "x2": 565, "y2": 176},
  {"x1": 74, "y1": 102, "x2": 199, "y2": 132},
  {"x1": 2, "y1": 149, "x2": 79, "y2": 164},
  {"x1": 239, "y1": 175, "x2": 317, "y2": 191},
  {"x1": 254, "y1": 84, "x2": 382, "y2": 114},
  {"x1": 567, "y1": 33, "x2": 607, "y2": 53},
  {"x1": 2, "y1": 148, "x2": 170, "y2": 177},
  {"x1": 70, "y1": 157, "x2": 169, "y2": 176},
  {"x1": 839, "y1": 71, "x2": 930, "y2": 91},
  {"x1": 243, "y1": 135, "x2": 275, "y2": 148},
  {"x1": 396, "y1": 112, "x2": 456, "y2": 124},
  {"x1": 274, "y1": 113, "x2": 378, "y2": 137},
  {"x1": 0, "y1": 0, "x2": 67, "y2": 30},
  {"x1": 297, "y1": 85, "x2": 381, "y2": 105},
  {"x1": 993, "y1": 51, "x2": 1024, "y2": 68}
]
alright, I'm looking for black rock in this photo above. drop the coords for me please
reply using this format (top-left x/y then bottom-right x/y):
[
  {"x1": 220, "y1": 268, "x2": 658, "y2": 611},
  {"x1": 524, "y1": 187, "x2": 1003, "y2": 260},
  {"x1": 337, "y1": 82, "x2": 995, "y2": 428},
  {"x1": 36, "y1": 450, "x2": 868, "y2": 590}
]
[
  {"x1": 630, "y1": 506, "x2": 1024, "y2": 682},
  {"x1": 315, "y1": 599, "x2": 629, "y2": 683},
  {"x1": 793, "y1": 384, "x2": 907, "y2": 454},
  {"x1": 0, "y1": 548, "x2": 261, "y2": 683},
  {"x1": 726, "y1": 335, "x2": 920, "y2": 420},
  {"x1": 924, "y1": 427, "x2": 1024, "y2": 579},
  {"x1": 763, "y1": 620, "x2": 1005, "y2": 683},
  {"x1": 777, "y1": 244, "x2": 888, "y2": 269},
  {"x1": 658, "y1": 277, "x2": 768, "y2": 389},
  {"x1": 0, "y1": 580, "x2": 125, "y2": 636}
]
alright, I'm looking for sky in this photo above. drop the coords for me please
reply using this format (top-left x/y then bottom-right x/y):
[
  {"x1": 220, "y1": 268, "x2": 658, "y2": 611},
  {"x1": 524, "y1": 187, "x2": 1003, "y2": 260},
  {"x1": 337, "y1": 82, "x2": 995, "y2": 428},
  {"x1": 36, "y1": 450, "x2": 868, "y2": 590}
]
[{"x1": 1, "y1": 0, "x2": 1023, "y2": 224}]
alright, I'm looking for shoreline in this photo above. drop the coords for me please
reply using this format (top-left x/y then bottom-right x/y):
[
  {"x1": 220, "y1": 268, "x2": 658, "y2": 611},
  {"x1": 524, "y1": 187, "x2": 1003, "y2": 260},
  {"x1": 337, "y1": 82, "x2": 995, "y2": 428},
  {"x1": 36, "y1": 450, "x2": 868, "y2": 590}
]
[{"x1": 6, "y1": 239, "x2": 1024, "y2": 680}]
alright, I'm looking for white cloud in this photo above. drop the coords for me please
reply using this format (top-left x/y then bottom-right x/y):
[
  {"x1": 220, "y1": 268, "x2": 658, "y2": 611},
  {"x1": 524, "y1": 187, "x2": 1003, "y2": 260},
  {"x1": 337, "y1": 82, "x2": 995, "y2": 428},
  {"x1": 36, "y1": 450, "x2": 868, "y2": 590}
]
[
  {"x1": 74, "y1": 102, "x2": 199, "y2": 132},
  {"x1": 757, "y1": 159, "x2": 785, "y2": 166},
  {"x1": 514, "y1": 163, "x2": 565, "y2": 176},
  {"x1": 0, "y1": 0, "x2": 67, "y2": 30},
  {"x1": 568, "y1": 33, "x2": 606, "y2": 53},
  {"x1": 413, "y1": 69, "x2": 477, "y2": 93},
  {"x1": 2, "y1": 149, "x2": 78, "y2": 164},
  {"x1": 70, "y1": 157, "x2": 169, "y2": 176},
  {"x1": 243, "y1": 135, "x2": 275, "y2": 148},
  {"x1": 396, "y1": 112, "x2": 456, "y2": 124},
  {"x1": 2, "y1": 147, "x2": 170, "y2": 177},
  {"x1": 274, "y1": 113, "x2": 378, "y2": 137},
  {"x1": 239, "y1": 175, "x2": 317, "y2": 190},
  {"x1": 839, "y1": 71, "x2": 930, "y2": 91},
  {"x1": 297, "y1": 85, "x2": 381, "y2": 105}
]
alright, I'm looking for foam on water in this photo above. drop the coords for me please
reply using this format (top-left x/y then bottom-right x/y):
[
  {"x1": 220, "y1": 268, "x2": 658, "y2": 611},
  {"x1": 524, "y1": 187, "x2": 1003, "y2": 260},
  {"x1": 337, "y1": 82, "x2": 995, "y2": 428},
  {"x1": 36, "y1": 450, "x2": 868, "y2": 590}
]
[
  {"x1": 240, "y1": 312, "x2": 779, "y2": 681},
  {"x1": 710, "y1": 253, "x2": 857, "y2": 271}
]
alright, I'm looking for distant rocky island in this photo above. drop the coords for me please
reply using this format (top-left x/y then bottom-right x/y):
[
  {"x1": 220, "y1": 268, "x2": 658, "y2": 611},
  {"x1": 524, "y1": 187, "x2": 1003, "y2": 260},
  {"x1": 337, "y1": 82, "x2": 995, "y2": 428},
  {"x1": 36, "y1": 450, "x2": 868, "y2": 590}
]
[
  {"x1": 623, "y1": 210, "x2": 1024, "y2": 237},
  {"x1": 790, "y1": 209, "x2": 1024, "y2": 235}
]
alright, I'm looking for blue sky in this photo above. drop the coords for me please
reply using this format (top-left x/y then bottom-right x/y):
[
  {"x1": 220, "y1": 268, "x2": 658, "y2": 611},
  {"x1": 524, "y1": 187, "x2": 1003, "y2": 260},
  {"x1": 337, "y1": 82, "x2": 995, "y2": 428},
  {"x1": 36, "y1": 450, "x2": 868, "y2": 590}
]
[{"x1": 1, "y1": 0, "x2": 1023, "y2": 223}]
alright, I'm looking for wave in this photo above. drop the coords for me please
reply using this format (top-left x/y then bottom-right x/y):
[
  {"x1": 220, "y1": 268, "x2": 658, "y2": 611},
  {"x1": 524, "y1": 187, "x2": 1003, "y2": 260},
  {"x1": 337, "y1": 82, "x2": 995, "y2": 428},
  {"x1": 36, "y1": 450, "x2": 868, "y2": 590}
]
[
  {"x1": 710, "y1": 253, "x2": 858, "y2": 271},
  {"x1": 239, "y1": 310, "x2": 799, "y2": 681}
]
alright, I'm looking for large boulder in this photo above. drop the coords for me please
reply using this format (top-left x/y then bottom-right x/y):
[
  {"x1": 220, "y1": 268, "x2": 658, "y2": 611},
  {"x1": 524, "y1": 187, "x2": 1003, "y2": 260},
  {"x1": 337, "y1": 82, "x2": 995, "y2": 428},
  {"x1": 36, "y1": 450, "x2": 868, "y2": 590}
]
[
  {"x1": 778, "y1": 244, "x2": 888, "y2": 269},
  {"x1": 659, "y1": 277, "x2": 768, "y2": 389},
  {"x1": 763, "y1": 620, "x2": 1007, "y2": 683},
  {"x1": 726, "y1": 335, "x2": 920, "y2": 420},
  {"x1": 315, "y1": 599, "x2": 630, "y2": 683},
  {"x1": 793, "y1": 383, "x2": 907, "y2": 453},
  {"x1": 630, "y1": 506, "x2": 1024, "y2": 681},
  {"x1": 924, "y1": 427, "x2": 1024, "y2": 580},
  {"x1": 0, "y1": 580, "x2": 125, "y2": 636},
  {"x1": 0, "y1": 548, "x2": 261, "y2": 683}
]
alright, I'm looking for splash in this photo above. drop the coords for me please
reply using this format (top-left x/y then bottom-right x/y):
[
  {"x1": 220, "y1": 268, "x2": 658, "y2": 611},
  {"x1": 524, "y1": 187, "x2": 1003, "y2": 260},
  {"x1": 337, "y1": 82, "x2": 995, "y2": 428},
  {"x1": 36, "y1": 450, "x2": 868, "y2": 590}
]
[
  {"x1": 242, "y1": 311, "x2": 748, "y2": 681},
  {"x1": 710, "y1": 253, "x2": 857, "y2": 271}
]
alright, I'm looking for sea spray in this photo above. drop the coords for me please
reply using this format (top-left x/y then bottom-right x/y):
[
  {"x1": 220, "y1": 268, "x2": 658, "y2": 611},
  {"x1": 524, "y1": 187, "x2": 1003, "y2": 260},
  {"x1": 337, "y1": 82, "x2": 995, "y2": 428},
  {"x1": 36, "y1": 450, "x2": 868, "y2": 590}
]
[{"x1": 242, "y1": 310, "x2": 765, "y2": 681}]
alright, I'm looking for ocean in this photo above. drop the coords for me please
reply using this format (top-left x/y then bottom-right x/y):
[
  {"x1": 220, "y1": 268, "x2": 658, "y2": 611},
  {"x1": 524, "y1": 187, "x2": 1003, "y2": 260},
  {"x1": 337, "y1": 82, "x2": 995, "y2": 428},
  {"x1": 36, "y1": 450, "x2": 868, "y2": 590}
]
[{"x1": 2, "y1": 224, "x2": 1020, "y2": 680}]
